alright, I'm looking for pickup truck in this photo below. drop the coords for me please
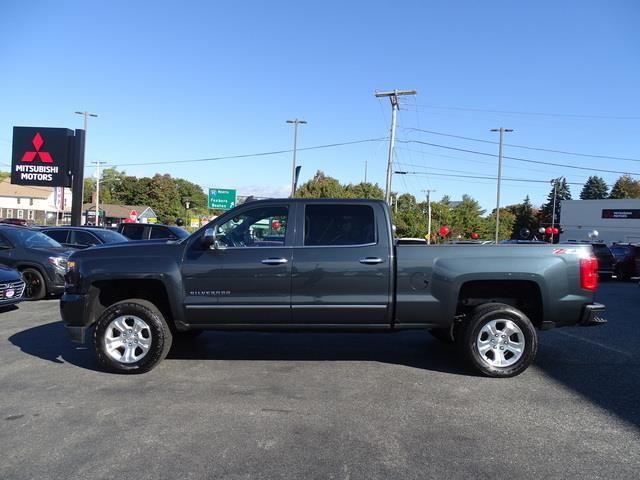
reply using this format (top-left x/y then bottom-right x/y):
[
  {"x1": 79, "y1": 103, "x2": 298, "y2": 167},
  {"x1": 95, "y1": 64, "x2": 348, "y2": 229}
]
[{"x1": 60, "y1": 198, "x2": 606, "y2": 377}]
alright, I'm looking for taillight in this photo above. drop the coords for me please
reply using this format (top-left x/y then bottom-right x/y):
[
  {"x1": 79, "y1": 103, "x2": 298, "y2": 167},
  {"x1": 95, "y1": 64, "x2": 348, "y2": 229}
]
[{"x1": 580, "y1": 256, "x2": 598, "y2": 291}]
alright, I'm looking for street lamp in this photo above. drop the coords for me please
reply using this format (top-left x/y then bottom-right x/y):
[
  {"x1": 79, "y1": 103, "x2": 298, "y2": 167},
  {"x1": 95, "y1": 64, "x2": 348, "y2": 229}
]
[
  {"x1": 286, "y1": 119, "x2": 307, "y2": 197},
  {"x1": 490, "y1": 128, "x2": 513, "y2": 243}
]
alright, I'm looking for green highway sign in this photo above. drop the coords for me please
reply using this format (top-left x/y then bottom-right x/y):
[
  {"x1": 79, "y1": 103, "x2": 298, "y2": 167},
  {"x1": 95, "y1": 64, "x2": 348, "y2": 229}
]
[{"x1": 208, "y1": 188, "x2": 237, "y2": 210}]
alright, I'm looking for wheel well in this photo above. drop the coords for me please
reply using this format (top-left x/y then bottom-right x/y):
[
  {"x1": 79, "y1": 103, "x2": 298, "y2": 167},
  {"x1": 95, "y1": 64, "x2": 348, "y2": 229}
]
[
  {"x1": 457, "y1": 280, "x2": 543, "y2": 328},
  {"x1": 91, "y1": 279, "x2": 173, "y2": 328}
]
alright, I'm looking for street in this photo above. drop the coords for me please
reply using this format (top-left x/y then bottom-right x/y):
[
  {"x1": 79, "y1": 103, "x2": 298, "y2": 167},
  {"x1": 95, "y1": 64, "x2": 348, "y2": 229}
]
[{"x1": 1, "y1": 282, "x2": 639, "y2": 479}]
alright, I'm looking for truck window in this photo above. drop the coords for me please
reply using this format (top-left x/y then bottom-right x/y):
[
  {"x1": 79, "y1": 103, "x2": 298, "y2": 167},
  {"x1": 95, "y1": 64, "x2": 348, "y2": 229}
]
[
  {"x1": 217, "y1": 206, "x2": 288, "y2": 247},
  {"x1": 304, "y1": 205, "x2": 375, "y2": 246}
]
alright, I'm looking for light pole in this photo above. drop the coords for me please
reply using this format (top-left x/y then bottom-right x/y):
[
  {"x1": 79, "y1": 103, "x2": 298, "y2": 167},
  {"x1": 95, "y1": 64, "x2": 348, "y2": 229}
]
[
  {"x1": 75, "y1": 111, "x2": 98, "y2": 132},
  {"x1": 490, "y1": 128, "x2": 513, "y2": 243},
  {"x1": 286, "y1": 119, "x2": 306, "y2": 197},
  {"x1": 91, "y1": 160, "x2": 104, "y2": 226},
  {"x1": 422, "y1": 189, "x2": 436, "y2": 245}
]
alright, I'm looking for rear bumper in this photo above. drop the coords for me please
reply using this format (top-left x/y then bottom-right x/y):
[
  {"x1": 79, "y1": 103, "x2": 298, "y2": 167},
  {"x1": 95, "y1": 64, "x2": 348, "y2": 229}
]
[{"x1": 580, "y1": 303, "x2": 607, "y2": 326}]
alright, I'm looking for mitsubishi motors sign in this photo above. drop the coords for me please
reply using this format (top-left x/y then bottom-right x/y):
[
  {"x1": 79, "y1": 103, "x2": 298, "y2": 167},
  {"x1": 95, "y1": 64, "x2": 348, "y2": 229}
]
[{"x1": 11, "y1": 126, "x2": 73, "y2": 187}]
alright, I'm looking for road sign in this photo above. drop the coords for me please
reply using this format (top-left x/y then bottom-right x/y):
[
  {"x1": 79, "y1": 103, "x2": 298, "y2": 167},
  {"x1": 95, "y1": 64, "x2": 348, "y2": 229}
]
[
  {"x1": 11, "y1": 127, "x2": 73, "y2": 187},
  {"x1": 208, "y1": 188, "x2": 236, "y2": 210}
]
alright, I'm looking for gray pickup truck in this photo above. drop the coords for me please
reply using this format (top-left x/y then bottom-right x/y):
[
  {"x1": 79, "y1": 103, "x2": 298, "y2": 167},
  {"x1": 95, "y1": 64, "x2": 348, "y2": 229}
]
[{"x1": 61, "y1": 198, "x2": 605, "y2": 377}]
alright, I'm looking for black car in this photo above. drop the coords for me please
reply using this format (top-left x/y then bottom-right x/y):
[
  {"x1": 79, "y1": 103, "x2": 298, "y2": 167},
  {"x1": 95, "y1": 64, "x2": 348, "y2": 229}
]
[
  {"x1": 0, "y1": 225, "x2": 73, "y2": 299},
  {"x1": 0, "y1": 265, "x2": 25, "y2": 307},
  {"x1": 610, "y1": 243, "x2": 640, "y2": 281},
  {"x1": 589, "y1": 242, "x2": 616, "y2": 280},
  {"x1": 40, "y1": 226, "x2": 129, "y2": 250},
  {"x1": 117, "y1": 223, "x2": 190, "y2": 241}
]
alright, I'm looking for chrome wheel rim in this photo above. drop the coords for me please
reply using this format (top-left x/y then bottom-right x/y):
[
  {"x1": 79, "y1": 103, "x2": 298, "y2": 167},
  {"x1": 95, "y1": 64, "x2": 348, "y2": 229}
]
[
  {"x1": 476, "y1": 319, "x2": 525, "y2": 368},
  {"x1": 104, "y1": 315, "x2": 152, "y2": 364}
]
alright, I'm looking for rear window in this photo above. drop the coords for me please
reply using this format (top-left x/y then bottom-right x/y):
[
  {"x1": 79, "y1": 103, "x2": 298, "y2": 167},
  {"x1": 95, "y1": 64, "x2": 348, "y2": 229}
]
[
  {"x1": 43, "y1": 229, "x2": 69, "y2": 243},
  {"x1": 304, "y1": 205, "x2": 375, "y2": 246},
  {"x1": 122, "y1": 224, "x2": 146, "y2": 240}
]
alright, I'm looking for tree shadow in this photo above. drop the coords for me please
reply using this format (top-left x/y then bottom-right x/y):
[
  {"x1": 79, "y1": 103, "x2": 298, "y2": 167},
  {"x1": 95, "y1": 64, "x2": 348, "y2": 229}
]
[{"x1": 8, "y1": 320, "x2": 471, "y2": 376}]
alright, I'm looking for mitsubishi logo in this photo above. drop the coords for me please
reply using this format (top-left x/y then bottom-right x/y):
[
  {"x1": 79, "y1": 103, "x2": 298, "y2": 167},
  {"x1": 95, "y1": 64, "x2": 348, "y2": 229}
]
[{"x1": 21, "y1": 132, "x2": 54, "y2": 163}]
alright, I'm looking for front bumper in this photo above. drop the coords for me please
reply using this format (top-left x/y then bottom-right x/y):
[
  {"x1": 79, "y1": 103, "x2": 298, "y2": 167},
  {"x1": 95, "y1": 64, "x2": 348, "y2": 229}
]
[
  {"x1": 580, "y1": 303, "x2": 607, "y2": 326},
  {"x1": 60, "y1": 293, "x2": 93, "y2": 344}
]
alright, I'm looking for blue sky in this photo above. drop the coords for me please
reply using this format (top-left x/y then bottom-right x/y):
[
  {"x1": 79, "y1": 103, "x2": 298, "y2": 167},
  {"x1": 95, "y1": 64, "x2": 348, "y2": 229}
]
[{"x1": 1, "y1": 0, "x2": 639, "y2": 211}]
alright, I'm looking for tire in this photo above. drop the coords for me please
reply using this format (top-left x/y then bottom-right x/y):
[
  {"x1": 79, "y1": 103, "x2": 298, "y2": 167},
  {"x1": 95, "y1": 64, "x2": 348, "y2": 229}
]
[
  {"x1": 94, "y1": 299, "x2": 173, "y2": 374},
  {"x1": 21, "y1": 268, "x2": 46, "y2": 300},
  {"x1": 457, "y1": 303, "x2": 537, "y2": 378}
]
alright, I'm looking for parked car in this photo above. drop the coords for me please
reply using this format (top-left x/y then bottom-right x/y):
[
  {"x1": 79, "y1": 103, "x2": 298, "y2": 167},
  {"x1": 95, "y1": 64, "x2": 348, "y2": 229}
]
[
  {"x1": 40, "y1": 226, "x2": 129, "y2": 250},
  {"x1": 589, "y1": 243, "x2": 617, "y2": 281},
  {"x1": 62, "y1": 198, "x2": 605, "y2": 377},
  {"x1": 0, "y1": 218, "x2": 33, "y2": 227},
  {"x1": 0, "y1": 225, "x2": 73, "y2": 299},
  {"x1": 0, "y1": 265, "x2": 25, "y2": 307},
  {"x1": 117, "y1": 223, "x2": 190, "y2": 241},
  {"x1": 610, "y1": 243, "x2": 640, "y2": 280}
]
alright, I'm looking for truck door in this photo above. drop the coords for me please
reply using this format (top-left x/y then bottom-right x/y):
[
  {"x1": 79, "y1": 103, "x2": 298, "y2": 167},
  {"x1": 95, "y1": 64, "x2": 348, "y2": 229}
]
[
  {"x1": 181, "y1": 204, "x2": 293, "y2": 325},
  {"x1": 291, "y1": 203, "x2": 392, "y2": 325}
]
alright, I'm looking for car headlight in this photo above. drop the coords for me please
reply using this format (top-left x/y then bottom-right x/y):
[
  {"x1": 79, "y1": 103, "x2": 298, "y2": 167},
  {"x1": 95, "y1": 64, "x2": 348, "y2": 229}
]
[{"x1": 48, "y1": 256, "x2": 68, "y2": 271}]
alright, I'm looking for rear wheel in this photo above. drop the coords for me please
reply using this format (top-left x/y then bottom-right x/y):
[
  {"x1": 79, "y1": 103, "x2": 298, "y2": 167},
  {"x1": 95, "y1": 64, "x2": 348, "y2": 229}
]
[
  {"x1": 458, "y1": 303, "x2": 537, "y2": 378},
  {"x1": 94, "y1": 299, "x2": 173, "y2": 374},
  {"x1": 21, "y1": 268, "x2": 46, "y2": 300}
]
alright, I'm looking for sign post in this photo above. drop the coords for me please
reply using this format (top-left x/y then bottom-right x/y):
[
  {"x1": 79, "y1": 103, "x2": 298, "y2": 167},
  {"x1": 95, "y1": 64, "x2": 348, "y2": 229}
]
[{"x1": 208, "y1": 188, "x2": 237, "y2": 210}]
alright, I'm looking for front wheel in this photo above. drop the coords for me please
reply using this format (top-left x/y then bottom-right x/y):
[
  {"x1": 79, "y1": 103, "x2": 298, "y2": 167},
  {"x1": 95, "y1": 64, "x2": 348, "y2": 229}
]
[
  {"x1": 458, "y1": 303, "x2": 537, "y2": 378},
  {"x1": 94, "y1": 299, "x2": 173, "y2": 374},
  {"x1": 21, "y1": 268, "x2": 46, "y2": 300}
]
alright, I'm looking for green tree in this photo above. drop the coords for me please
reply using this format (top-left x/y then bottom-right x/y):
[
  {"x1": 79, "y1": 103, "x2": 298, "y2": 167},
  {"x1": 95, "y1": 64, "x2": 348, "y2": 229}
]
[
  {"x1": 344, "y1": 182, "x2": 384, "y2": 199},
  {"x1": 450, "y1": 195, "x2": 486, "y2": 239},
  {"x1": 580, "y1": 176, "x2": 609, "y2": 199},
  {"x1": 509, "y1": 195, "x2": 538, "y2": 239},
  {"x1": 486, "y1": 208, "x2": 516, "y2": 241},
  {"x1": 609, "y1": 174, "x2": 640, "y2": 199},
  {"x1": 296, "y1": 171, "x2": 346, "y2": 198},
  {"x1": 538, "y1": 177, "x2": 572, "y2": 230}
]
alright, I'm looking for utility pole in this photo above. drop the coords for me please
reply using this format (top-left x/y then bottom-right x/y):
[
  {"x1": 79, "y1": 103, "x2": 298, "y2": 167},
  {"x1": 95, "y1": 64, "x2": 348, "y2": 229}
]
[
  {"x1": 550, "y1": 177, "x2": 560, "y2": 243},
  {"x1": 364, "y1": 160, "x2": 368, "y2": 183},
  {"x1": 286, "y1": 118, "x2": 307, "y2": 197},
  {"x1": 490, "y1": 127, "x2": 513, "y2": 243},
  {"x1": 422, "y1": 189, "x2": 436, "y2": 245},
  {"x1": 375, "y1": 89, "x2": 417, "y2": 204}
]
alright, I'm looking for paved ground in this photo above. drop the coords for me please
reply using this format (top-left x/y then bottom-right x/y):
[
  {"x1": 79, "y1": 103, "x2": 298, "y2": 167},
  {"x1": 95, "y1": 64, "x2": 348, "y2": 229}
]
[{"x1": 1, "y1": 283, "x2": 639, "y2": 479}]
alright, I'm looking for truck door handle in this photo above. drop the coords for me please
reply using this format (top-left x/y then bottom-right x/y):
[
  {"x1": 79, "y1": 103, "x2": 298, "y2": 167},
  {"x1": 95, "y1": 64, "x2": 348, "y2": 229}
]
[
  {"x1": 359, "y1": 257, "x2": 383, "y2": 265},
  {"x1": 261, "y1": 258, "x2": 288, "y2": 265}
]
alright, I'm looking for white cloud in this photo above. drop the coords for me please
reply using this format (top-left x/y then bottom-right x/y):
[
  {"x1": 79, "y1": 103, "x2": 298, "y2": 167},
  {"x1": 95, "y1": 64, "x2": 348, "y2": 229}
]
[{"x1": 237, "y1": 184, "x2": 290, "y2": 199}]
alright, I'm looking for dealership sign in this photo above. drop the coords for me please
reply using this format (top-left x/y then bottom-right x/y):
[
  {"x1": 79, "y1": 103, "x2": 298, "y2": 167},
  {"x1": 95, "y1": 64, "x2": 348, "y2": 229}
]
[
  {"x1": 11, "y1": 127, "x2": 73, "y2": 187},
  {"x1": 602, "y1": 209, "x2": 640, "y2": 219}
]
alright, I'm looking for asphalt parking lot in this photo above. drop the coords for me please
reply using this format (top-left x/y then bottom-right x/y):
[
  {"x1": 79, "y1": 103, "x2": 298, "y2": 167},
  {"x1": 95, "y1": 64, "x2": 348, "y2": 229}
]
[{"x1": 1, "y1": 283, "x2": 639, "y2": 479}]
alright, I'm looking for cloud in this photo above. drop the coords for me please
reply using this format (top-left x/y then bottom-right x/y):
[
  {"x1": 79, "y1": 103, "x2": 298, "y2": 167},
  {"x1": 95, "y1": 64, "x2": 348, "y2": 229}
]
[{"x1": 237, "y1": 184, "x2": 290, "y2": 199}]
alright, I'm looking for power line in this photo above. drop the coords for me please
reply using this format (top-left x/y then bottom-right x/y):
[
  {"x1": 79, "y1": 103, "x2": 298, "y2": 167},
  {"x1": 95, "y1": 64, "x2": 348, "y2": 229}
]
[
  {"x1": 100, "y1": 137, "x2": 387, "y2": 168},
  {"x1": 405, "y1": 103, "x2": 640, "y2": 121},
  {"x1": 397, "y1": 139, "x2": 640, "y2": 176},
  {"x1": 403, "y1": 127, "x2": 640, "y2": 163},
  {"x1": 395, "y1": 169, "x2": 585, "y2": 186}
]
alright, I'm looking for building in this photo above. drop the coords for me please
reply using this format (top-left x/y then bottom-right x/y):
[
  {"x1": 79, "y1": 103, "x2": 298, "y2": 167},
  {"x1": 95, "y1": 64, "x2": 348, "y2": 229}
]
[
  {"x1": 83, "y1": 203, "x2": 157, "y2": 227},
  {"x1": 560, "y1": 199, "x2": 640, "y2": 244},
  {"x1": 0, "y1": 178, "x2": 71, "y2": 224}
]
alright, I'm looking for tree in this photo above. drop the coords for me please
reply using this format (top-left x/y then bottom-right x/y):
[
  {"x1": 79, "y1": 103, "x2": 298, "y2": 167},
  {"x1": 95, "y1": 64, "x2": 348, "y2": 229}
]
[
  {"x1": 486, "y1": 208, "x2": 516, "y2": 241},
  {"x1": 538, "y1": 177, "x2": 572, "y2": 230},
  {"x1": 580, "y1": 176, "x2": 608, "y2": 199},
  {"x1": 509, "y1": 195, "x2": 538, "y2": 239},
  {"x1": 450, "y1": 195, "x2": 486, "y2": 238},
  {"x1": 343, "y1": 182, "x2": 384, "y2": 199},
  {"x1": 609, "y1": 175, "x2": 640, "y2": 199},
  {"x1": 296, "y1": 171, "x2": 346, "y2": 198}
]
